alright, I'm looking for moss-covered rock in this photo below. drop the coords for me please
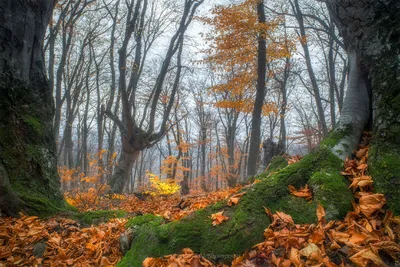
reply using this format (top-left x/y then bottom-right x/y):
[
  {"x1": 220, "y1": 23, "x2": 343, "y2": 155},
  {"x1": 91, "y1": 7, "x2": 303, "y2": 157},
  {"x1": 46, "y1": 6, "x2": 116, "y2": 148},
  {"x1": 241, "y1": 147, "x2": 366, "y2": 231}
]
[{"x1": 118, "y1": 147, "x2": 353, "y2": 266}]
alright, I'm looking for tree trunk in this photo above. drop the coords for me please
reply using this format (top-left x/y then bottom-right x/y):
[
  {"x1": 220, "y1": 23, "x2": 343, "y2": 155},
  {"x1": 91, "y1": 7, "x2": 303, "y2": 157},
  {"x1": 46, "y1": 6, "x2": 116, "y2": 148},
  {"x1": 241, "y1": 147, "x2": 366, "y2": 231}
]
[
  {"x1": 327, "y1": 0, "x2": 400, "y2": 214},
  {"x1": 0, "y1": 0, "x2": 65, "y2": 217},
  {"x1": 110, "y1": 149, "x2": 140, "y2": 193},
  {"x1": 247, "y1": 0, "x2": 267, "y2": 177}
]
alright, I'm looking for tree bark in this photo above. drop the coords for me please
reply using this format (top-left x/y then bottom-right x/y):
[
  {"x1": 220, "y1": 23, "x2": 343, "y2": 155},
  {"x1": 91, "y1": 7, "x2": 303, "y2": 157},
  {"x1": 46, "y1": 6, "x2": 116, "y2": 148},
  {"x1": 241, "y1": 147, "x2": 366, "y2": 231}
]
[
  {"x1": 247, "y1": 0, "x2": 267, "y2": 177},
  {"x1": 327, "y1": 0, "x2": 400, "y2": 214},
  {"x1": 0, "y1": 0, "x2": 64, "y2": 216}
]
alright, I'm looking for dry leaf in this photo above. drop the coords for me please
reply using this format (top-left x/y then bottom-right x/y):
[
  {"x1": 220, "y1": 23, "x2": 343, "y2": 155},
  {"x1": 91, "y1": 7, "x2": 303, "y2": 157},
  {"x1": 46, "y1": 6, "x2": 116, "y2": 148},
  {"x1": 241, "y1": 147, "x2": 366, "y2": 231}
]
[{"x1": 359, "y1": 194, "x2": 386, "y2": 218}]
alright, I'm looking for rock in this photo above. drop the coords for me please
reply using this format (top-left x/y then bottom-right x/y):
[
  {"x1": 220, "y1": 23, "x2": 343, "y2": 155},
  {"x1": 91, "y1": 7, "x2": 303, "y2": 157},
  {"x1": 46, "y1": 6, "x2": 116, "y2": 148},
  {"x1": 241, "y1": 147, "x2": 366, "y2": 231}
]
[
  {"x1": 120, "y1": 228, "x2": 134, "y2": 255},
  {"x1": 33, "y1": 241, "x2": 46, "y2": 258}
]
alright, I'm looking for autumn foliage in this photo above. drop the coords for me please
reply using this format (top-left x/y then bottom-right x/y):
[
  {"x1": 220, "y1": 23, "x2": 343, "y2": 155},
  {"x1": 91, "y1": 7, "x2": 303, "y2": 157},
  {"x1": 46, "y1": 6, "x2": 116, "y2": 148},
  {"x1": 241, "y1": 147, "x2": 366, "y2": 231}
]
[
  {"x1": 201, "y1": 0, "x2": 295, "y2": 116},
  {"x1": 59, "y1": 150, "x2": 117, "y2": 210}
]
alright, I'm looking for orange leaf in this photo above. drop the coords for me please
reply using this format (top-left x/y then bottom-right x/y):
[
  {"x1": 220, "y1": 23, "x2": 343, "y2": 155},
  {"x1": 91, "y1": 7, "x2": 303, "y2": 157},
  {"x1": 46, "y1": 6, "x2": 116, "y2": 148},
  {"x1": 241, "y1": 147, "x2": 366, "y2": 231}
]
[
  {"x1": 359, "y1": 194, "x2": 386, "y2": 218},
  {"x1": 210, "y1": 211, "x2": 229, "y2": 226},
  {"x1": 316, "y1": 204, "x2": 326, "y2": 224}
]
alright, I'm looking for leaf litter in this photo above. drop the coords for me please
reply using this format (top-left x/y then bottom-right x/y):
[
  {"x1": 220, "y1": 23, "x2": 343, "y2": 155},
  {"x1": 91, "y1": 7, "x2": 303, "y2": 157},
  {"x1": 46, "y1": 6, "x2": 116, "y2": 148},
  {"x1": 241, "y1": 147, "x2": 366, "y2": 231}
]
[{"x1": 1, "y1": 132, "x2": 399, "y2": 266}]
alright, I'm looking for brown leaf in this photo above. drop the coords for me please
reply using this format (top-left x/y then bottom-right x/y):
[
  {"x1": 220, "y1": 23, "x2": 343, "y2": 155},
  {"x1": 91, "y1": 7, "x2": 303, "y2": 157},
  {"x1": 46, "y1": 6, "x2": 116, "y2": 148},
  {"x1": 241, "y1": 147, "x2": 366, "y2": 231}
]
[
  {"x1": 359, "y1": 194, "x2": 386, "y2": 218},
  {"x1": 276, "y1": 211, "x2": 294, "y2": 225},
  {"x1": 349, "y1": 248, "x2": 387, "y2": 267},
  {"x1": 316, "y1": 204, "x2": 326, "y2": 224},
  {"x1": 210, "y1": 211, "x2": 229, "y2": 226}
]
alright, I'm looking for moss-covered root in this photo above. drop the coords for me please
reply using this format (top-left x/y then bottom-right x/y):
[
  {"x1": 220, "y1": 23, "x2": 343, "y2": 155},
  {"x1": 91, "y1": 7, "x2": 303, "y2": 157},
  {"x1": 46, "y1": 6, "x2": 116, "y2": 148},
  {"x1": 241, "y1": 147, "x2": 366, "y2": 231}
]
[
  {"x1": 118, "y1": 147, "x2": 353, "y2": 266},
  {"x1": 369, "y1": 145, "x2": 400, "y2": 215}
]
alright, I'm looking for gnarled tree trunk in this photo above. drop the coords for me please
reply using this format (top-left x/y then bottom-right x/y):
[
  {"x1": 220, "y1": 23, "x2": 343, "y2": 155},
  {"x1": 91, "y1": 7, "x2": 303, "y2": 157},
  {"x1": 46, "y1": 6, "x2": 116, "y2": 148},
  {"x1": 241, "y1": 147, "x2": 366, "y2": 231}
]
[
  {"x1": 0, "y1": 0, "x2": 64, "y2": 217},
  {"x1": 327, "y1": 0, "x2": 400, "y2": 214}
]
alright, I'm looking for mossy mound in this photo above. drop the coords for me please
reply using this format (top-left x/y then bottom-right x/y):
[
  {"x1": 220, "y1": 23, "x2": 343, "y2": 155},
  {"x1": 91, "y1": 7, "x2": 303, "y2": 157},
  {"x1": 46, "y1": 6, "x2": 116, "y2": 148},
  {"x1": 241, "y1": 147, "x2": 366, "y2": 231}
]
[{"x1": 118, "y1": 147, "x2": 353, "y2": 266}]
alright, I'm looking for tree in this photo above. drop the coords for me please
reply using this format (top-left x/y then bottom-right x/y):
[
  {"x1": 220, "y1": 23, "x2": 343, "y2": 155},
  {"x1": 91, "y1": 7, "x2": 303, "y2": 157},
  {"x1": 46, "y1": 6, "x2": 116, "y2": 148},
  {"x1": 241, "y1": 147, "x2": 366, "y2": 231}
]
[
  {"x1": 0, "y1": 0, "x2": 65, "y2": 216},
  {"x1": 107, "y1": 0, "x2": 204, "y2": 193},
  {"x1": 247, "y1": 0, "x2": 267, "y2": 176},
  {"x1": 118, "y1": 1, "x2": 400, "y2": 265}
]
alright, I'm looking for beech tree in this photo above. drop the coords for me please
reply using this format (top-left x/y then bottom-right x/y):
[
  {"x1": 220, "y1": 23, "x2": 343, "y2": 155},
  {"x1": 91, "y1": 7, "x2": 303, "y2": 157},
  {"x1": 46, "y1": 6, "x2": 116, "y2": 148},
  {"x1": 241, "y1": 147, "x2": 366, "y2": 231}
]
[
  {"x1": 106, "y1": 0, "x2": 204, "y2": 193},
  {"x1": 0, "y1": 0, "x2": 64, "y2": 216},
  {"x1": 118, "y1": 0, "x2": 400, "y2": 265}
]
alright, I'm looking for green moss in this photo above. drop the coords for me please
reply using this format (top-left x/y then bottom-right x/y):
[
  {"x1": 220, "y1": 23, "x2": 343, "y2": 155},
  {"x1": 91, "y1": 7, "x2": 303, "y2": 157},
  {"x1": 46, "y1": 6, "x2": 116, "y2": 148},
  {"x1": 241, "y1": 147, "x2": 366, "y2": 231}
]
[
  {"x1": 18, "y1": 195, "x2": 66, "y2": 218},
  {"x1": 118, "y1": 147, "x2": 354, "y2": 266},
  {"x1": 309, "y1": 172, "x2": 353, "y2": 221},
  {"x1": 211, "y1": 201, "x2": 226, "y2": 211},
  {"x1": 22, "y1": 115, "x2": 44, "y2": 136},
  {"x1": 73, "y1": 210, "x2": 127, "y2": 226},
  {"x1": 267, "y1": 156, "x2": 288, "y2": 172},
  {"x1": 126, "y1": 214, "x2": 164, "y2": 228},
  {"x1": 369, "y1": 146, "x2": 400, "y2": 215},
  {"x1": 267, "y1": 195, "x2": 317, "y2": 224},
  {"x1": 321, "y1": 124, "x2": 353, "y2": 148}
]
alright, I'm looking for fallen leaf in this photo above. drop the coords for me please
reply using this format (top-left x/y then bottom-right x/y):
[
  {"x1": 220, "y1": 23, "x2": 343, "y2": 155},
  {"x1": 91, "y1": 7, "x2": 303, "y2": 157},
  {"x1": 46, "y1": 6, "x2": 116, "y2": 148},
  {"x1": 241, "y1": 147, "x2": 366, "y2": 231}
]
[
  {"x1": 210, "y1": 211, "x2": 229, "y2": 226},
  {"x1": 359, "y1": 194, "x2": 386, "y2": 218}
]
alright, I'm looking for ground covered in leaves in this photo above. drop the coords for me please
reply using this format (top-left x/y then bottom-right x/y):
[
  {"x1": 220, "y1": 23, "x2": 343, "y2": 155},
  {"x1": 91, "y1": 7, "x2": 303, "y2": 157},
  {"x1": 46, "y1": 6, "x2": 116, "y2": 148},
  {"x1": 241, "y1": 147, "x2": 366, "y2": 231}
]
[
  {"x1": 1, "y1": 134, "x2": 399, "y2": 266},
  {"x1": 0, "y1": 187, "x2": 243, "y2": 266}
]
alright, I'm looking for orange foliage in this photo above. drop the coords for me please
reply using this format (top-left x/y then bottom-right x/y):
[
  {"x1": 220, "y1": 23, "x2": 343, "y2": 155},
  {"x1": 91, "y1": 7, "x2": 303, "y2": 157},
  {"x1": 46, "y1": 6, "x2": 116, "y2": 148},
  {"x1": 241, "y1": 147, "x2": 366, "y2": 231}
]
[
  {"x1": 200, "y1": 0, "x2": 295, "y2": 116},
  {"x1": 59, "y1": 150, "x2": 117, "y2": 210}
]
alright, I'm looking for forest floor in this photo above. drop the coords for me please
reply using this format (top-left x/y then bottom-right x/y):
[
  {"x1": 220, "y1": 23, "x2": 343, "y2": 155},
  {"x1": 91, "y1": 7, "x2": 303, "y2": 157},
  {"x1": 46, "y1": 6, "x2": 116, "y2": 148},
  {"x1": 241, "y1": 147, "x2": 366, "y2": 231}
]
[{"x1": 1, "y1": 133, "x2": 399, "y2": 267}]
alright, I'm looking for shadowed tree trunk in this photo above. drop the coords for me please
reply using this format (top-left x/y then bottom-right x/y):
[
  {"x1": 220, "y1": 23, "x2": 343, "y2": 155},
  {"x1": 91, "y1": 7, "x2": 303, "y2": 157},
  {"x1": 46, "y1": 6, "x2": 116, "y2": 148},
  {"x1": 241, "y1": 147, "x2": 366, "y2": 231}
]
[
  {"x1": 247, "y1": 0, "x2": 267, "y2": 177},
  {"x1": 118, "y1": 1, "x2": 400, "y2": 266},
  {"x1": 327, "y1": 0, "x2": 400, "y2": 215},
  {"x1": 0, "y1": 0, "x2": 64, "y2": 216}
]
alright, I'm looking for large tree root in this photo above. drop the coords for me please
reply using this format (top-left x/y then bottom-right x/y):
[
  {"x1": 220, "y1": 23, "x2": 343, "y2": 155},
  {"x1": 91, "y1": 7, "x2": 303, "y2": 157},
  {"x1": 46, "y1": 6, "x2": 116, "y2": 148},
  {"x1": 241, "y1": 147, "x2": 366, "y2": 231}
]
[{"x1": 118, "y1": 143, "x2": 354, "y2": 266}]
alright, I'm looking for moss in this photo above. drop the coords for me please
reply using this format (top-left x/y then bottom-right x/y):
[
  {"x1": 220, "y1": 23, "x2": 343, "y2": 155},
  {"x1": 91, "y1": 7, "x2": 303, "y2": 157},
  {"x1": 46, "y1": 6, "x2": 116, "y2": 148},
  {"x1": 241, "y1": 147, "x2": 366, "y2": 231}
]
[
  {"x1": 267, "y1": 156, "x2": 288, "y2": 172},
  {"x1": 369, "y1": 146, "x2": 400, "y2": 215},
  {"x1": 73, "y1": 210, "x2": 127, "y2": 226},
  {"x1": 269, "y1": 195, "x2": 317, "y2": 224},
  {"x1": 0, "y1": 75, "x2": 64, "y2": 217},
  {"x1": 21, "y1": 115, "x2": 44, "y2": 136},
  {"x1": 19, "y1": 195, "x2": 66, "y2": 218},
  {"x1": 118, "y1": 147, "x2": 353, "y2": 266},
  {"x1": 126, "y1": 214, "x2": 164, "y2": 228},
  {"x1": 309, "y1": 172, "x2": 353, "y2": 221},
  {"x1": 321, "y1": 124, "x2": 353, "y2": 148},
  {"x1": 211, "y1": 201, "x2": 226, "y2": 211}
]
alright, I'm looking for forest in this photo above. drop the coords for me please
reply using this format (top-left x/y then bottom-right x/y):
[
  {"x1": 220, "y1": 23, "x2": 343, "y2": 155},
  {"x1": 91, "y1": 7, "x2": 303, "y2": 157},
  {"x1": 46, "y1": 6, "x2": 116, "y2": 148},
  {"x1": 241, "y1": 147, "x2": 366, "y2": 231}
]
[{"x1": 0, "y1": 0, "x2": 399, "y2": 266}]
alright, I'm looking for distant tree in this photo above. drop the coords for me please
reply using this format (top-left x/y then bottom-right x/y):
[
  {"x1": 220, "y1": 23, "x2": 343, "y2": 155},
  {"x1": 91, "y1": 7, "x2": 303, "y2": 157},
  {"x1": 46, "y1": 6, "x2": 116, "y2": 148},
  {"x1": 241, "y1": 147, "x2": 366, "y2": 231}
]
[
  {"x1": 106, "y1": 0, "x2": 204, "y2": 193},
  {"x1": 0, "y1": 0, "x2": 64, "y2": 216}
]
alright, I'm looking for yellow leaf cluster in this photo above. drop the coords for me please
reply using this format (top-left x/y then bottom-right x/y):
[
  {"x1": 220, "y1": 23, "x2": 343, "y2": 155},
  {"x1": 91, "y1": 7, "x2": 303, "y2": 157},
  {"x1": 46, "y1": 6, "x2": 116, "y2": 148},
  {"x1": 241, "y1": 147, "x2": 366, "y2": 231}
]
[{"x1": 145, "y1": 172, "x2": 181, "y2": 196}]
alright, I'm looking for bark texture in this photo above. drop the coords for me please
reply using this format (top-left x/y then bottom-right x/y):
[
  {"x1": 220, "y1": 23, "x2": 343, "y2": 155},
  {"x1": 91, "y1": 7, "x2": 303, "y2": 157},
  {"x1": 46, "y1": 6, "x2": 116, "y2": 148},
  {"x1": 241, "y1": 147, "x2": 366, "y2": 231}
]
[
  {"x1": 0, "y1": 0, "x2": 64, "y2": 216},
  {"x1": 247, "y1": 0, "x2": 267, "y2": 177},
  {"x1": 327, "y1": 0, "x2": 400, "y2": 214}
]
